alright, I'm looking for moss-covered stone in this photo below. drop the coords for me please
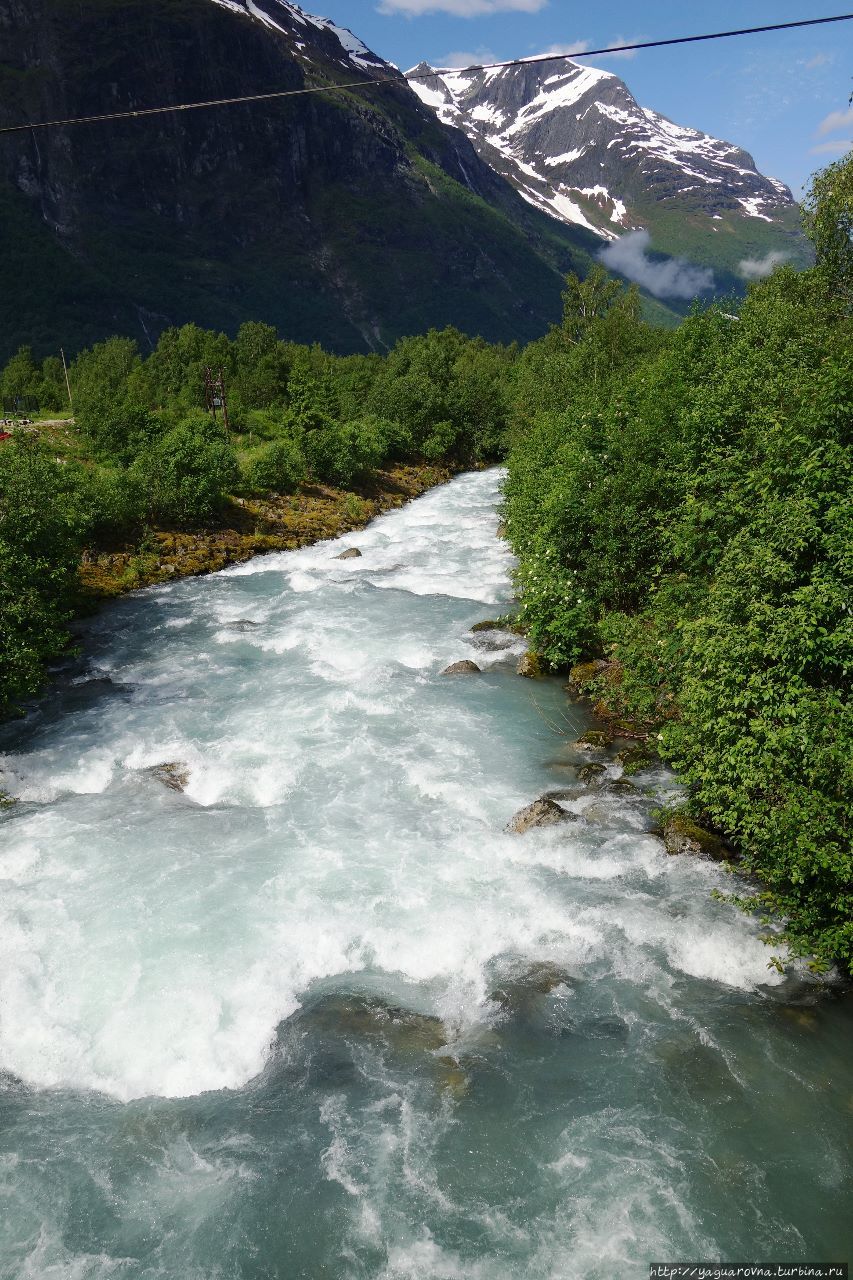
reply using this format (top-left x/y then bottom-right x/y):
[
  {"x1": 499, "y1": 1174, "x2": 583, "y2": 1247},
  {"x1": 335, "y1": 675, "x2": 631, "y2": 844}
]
[
  {"x1": 663, "y1": 814, "x2": 730, "y2": 861},
  {"x1": 577, "y1": 762, "x2": 607, "y2": 784},
  {"x1": 575, "y1": 730, "x2": 611, "y2": 751},
  {"x1": 517, "y1": 651, "x2": 544, "y2": 678},
  {"x1": 616, "y1": 745, "x2": 656, "y2": 775}
]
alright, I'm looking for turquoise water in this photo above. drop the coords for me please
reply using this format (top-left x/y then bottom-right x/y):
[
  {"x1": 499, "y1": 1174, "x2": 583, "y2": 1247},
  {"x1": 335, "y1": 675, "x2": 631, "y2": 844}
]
[{"x1": 0, "y1": 469, "x2": 850, "y2": 1278}]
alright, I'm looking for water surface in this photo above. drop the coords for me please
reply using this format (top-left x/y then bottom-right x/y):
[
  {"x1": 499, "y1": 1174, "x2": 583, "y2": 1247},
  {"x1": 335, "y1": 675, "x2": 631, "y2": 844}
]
[{"x1": 0, "y1": 470, "x2": 850, "y2": 1278}]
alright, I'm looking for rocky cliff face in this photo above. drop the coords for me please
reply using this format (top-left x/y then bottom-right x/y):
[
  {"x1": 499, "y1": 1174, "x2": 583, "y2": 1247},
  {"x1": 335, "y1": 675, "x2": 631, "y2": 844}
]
[{"x1": 0, "y1": 0, "x2": 599, "y2": 360}]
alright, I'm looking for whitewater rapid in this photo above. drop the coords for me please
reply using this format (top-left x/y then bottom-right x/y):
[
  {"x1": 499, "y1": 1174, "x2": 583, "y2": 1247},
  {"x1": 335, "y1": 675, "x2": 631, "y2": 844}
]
[{"x1": 0, "y1": 469, "x2": 849, "y2": 1279}]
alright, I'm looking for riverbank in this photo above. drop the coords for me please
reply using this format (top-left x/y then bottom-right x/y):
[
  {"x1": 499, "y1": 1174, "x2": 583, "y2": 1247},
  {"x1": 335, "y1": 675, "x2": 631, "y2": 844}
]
[{"x1": 77, "y1": 462, "x2": 458, "y2": 602}]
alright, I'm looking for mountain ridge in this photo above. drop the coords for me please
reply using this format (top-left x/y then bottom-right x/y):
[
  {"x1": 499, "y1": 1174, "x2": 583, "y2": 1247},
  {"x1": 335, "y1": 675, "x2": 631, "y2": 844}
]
[{"x1": 407, "y1": 55, "x2": 806, "y2": 281}]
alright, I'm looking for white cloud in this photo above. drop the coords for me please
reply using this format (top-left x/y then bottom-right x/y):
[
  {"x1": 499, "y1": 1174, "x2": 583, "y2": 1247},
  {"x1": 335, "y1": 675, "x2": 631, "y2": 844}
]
[
  {"x1": 437, "y1": 46, "x2": 497, "y2": 67},
  {"x1": 738, "y1": 250, "x2": 790, "y2": 280},
  {"x1": 817, "y1": 106, "x2": 853, "y2": 136},
  {"x1": 810, "y1": 139, "x2": 852, "y2": 156},
  {"x1": 598, "y1": 230, "x2": 715, "y2": 300},
  {"x1": 803, "y1": 52, "x2": 831, "y2": 69},
  {"x1": 377, "y1": 0, "x2": 547, "y2": 15},
  {"x1": 597, "y1": 36, "x2": 639, "y2": 61}
]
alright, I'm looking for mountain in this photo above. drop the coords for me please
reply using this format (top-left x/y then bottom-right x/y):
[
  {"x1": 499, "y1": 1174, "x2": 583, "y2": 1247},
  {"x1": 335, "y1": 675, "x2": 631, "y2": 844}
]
[
  {"x1": 408, "y1": 58, "x2": 807, "y2": 282},
  {"x1": 0, "y1": 0, "x2": 611, "y2": 363}
]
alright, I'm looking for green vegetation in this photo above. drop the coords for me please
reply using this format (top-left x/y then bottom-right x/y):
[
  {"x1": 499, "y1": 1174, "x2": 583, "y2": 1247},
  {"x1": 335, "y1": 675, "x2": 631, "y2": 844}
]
[
  {"x1": 1, "y1": 153, "x2": 849, "y2": 977},
  {"x1": 0, "y1": 321, "x2": 512, "y2": 717},
  {"x1": 504, "y1": 155, "x2": 852, "y2": 975}
]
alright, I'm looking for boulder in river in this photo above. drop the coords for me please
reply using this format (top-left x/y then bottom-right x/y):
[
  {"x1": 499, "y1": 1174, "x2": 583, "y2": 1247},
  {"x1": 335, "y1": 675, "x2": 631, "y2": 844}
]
[
  {"x1": 663, "y1": 815, "x2": 730, "y2": 861},
  {"x1": 490, "y1": 961, "x2": 575, "y2": 1013},
  {"x1": 468, "y1": 628, "x2": 517, "y2": 653},
  {"x1": 335, "y1": 547, "x2": 362, "y2": 560},
  {"x1": 574, "y1": 730, "x2": 611, "y2": 751},
  {"x1": 516, "y1": 651, "x2": 544, "y2": 678},
  {"x1": 145, "y1": 761, "x2": 190, "y2": 792},
  {"x1": 505, "y1": 797, "x2": 576, "y2": 833},
  {"x1": 441, "y1": 660, "x2": 481, "y2": 675},
  {"x1": 577, "y1": 762, "x2": 607, "y2": 785},
  {"x1": 603, "y1": 777, "x2": 639, "y2": 795},
  {"x1": 223, "y1": 619, "x2": 259, "y2": 632}
]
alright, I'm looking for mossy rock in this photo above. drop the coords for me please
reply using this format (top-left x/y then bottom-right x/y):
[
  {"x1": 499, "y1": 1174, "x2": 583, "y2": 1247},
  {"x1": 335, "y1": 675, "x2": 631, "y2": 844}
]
[
  {"x1": 517, "y1": 651, "x2": 544, "y2": 678},
  {"x1": 577, "y1": 762, "x2": 607, "y2": 784},
  {"x1": 616, "y1": 746, "x2": 656, "y2": 775},
  {"x1": 663, "y1": 815, "x2": 730, "y2": 861},
  {"x1": 472, "y1": 616, "x2": 525, "y2": 635},
  {"x1": 0, "y1": 790, "x2": 17, "y2": 810},
  {"x1": 604, "y1": 778, "x2": 639, "y2": 795},
  {"x1": 575, "y1": 730, "x2": 611, "y2": 751}
]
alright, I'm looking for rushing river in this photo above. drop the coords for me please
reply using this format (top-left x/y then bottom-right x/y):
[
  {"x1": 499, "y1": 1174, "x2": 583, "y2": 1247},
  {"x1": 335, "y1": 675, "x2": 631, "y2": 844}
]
[{"x1": 0, "y1": 469, "x2": 850, "y2": 1279}]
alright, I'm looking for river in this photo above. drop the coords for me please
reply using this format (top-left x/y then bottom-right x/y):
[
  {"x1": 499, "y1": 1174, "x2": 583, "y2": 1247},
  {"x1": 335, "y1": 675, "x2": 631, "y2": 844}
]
[{"x1": 0, "y1": 469, "x2": 850, "y2": 1278}]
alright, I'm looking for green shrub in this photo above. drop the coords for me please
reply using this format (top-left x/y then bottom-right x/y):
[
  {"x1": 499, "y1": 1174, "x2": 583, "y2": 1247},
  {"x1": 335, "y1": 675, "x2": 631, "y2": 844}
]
[
  {"x1": 132, "y1": 420, "x2": 238, "y2": 526},
  {"x1": 245, "y1": 436, "x2": 306, "y2": 494},
  {"x1": 305, "y1": 420, "x2": 385, "y2": 487}
]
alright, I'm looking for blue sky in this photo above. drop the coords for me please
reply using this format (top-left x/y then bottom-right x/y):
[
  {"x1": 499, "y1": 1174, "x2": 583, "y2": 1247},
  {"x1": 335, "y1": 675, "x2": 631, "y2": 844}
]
[{"x1": 330, "y1": 0, "x2": 853, "y2": 197}]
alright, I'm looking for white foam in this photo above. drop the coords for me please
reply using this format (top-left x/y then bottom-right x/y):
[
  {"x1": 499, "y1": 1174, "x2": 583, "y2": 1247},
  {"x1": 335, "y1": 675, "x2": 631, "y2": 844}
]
[{"x1": 0, "y1": 470, "x2": 787, "y2": 1102}]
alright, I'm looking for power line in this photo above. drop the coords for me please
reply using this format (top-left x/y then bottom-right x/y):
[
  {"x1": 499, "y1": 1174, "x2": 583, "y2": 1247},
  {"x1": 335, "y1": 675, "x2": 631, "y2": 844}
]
[{"x1": 0, "y1": 13, "x2": 851, "y2": 137}]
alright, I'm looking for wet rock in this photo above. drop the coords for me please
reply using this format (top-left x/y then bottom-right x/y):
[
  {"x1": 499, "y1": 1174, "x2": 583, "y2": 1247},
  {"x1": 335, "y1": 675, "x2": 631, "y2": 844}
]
[
  {"x1": 516, "y1": 651, "x2": 544, "y2": 678},
  {"x1": 300, "y1": 995, "x2": 447, "y2": 1055},
  {"x1": 468, "y1": 629, "x2": 518, "y2": 652},
  {"x1": 335, "y1": 547, "x2": 362, "y2": 560},
  {"x1": 435, "y1": 1054, "x2": 469, "y2": 1097},
  {"x1": 490, "y1": 961, "x2": 575, "y2": 1013},
  {"x1": 575, "y1": 730, "x2": 611, "y2": 751},
  {"x1": 145, "y1": 761, "x2": 190, "y2": 793},
  {"x1": 441, "y1": 660, "x2": 481, "y2": 675},
  {"x1": 603, "y1": 777, "x2": 639, "y2": 795},
  {"x1": 577, "y1": 762, "x2": 607, "y2": 785},
  {"x1": 223, "y1": 619, "x2": 259, "y2": 632},
  {"x1": 505, "y1": 797, "x2": 575, "y2": 833},
  {"x1": 0, "y1": 790, "x2": 17, "y2": 810},
  {"x1": 663, "y1": 815, "x2": 730, "y2": 861}
]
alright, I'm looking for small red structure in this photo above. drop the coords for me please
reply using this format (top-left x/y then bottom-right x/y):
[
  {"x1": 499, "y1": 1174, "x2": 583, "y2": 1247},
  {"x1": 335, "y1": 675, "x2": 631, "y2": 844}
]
[{"x1": 0, "y1": 431, "x2": 12, "y2": 443}]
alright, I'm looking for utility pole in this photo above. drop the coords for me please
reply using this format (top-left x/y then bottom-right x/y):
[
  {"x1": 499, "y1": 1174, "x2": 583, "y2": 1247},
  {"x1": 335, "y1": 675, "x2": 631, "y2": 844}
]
[
  {"x1": 60, "y1": 348, "x2": 74, "y2": 415},
  {"x1": 204, "y1": 366, "x2": 230, "y2": 432}
]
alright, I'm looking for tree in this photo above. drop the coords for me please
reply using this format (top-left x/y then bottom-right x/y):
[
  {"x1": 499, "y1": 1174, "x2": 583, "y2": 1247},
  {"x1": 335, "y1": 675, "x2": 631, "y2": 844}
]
[
  {"x1": 133, "y1": 416, "x2": 238, "y2": 526},
  {"x1": 0, "y1": 439, "x2": 85, "y2": 714},
  {"x1": 802, "y1": 149, "x2": 853, "y2": 303},
  {"x1": 560, "y1": 265, "x2": 638, "y2": 345}
]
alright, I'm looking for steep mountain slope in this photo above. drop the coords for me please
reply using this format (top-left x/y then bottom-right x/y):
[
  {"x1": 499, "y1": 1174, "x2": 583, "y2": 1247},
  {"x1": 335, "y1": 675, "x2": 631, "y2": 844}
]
[
  {"x1": 409, "y1": 58, "x2": 807, "y2": 279},
  {"x1": 0, "y1": 0, "x2": 608, "y2": 362}
]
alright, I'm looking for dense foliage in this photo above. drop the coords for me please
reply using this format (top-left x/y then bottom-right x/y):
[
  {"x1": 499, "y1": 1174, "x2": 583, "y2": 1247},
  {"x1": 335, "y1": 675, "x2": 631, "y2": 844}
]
[
  {"x1": 1, "y1": 154, "x2": 849, "y2": 975},
  {"x1": 504, "y1": 156, "x2": 853, "y2": 973},
  {"x1": 0, "y1": 322, "x2": 513, "y2": 714}
]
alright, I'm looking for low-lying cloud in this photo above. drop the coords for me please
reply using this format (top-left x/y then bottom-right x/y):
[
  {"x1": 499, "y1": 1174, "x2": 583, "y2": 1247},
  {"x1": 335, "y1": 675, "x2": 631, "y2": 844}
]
[
  {"x1": 377, "y1": 0, "x2": 547, "y2": 15},
  {"x1": 738, "y1": 250, "x2": 790, "y2": 280},
  {"x1": 598, "y1": 230, "x2": 715, "y2": 300}
]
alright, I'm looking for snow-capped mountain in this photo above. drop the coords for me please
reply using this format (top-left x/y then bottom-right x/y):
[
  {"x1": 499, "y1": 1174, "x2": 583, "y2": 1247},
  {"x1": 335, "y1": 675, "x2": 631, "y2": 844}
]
[
  {"x1": 209, "y1": 0, "x2": 391, "y2": 74},
  {"x1": 408, "y1": 58, "x2": 794, "y2": 239}
]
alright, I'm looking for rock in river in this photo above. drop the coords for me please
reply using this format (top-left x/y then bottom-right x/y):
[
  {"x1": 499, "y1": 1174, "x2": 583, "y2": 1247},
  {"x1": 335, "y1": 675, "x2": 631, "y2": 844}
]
[
  {"x1": 145, "y1": 762, "x2": 190, "y2": 792},
  {"x1": 441, "y1": 660, "x2": 481, "y2": 675},
  {"x1": 663, "y1": 815, "x2": 730, "y2": 861},
  {"x1": 335, "y1": 547, "x2": 362, "y2": 560},
  {"x1": 505, "y1": 797, "x2": 576, "y2": 834}
]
